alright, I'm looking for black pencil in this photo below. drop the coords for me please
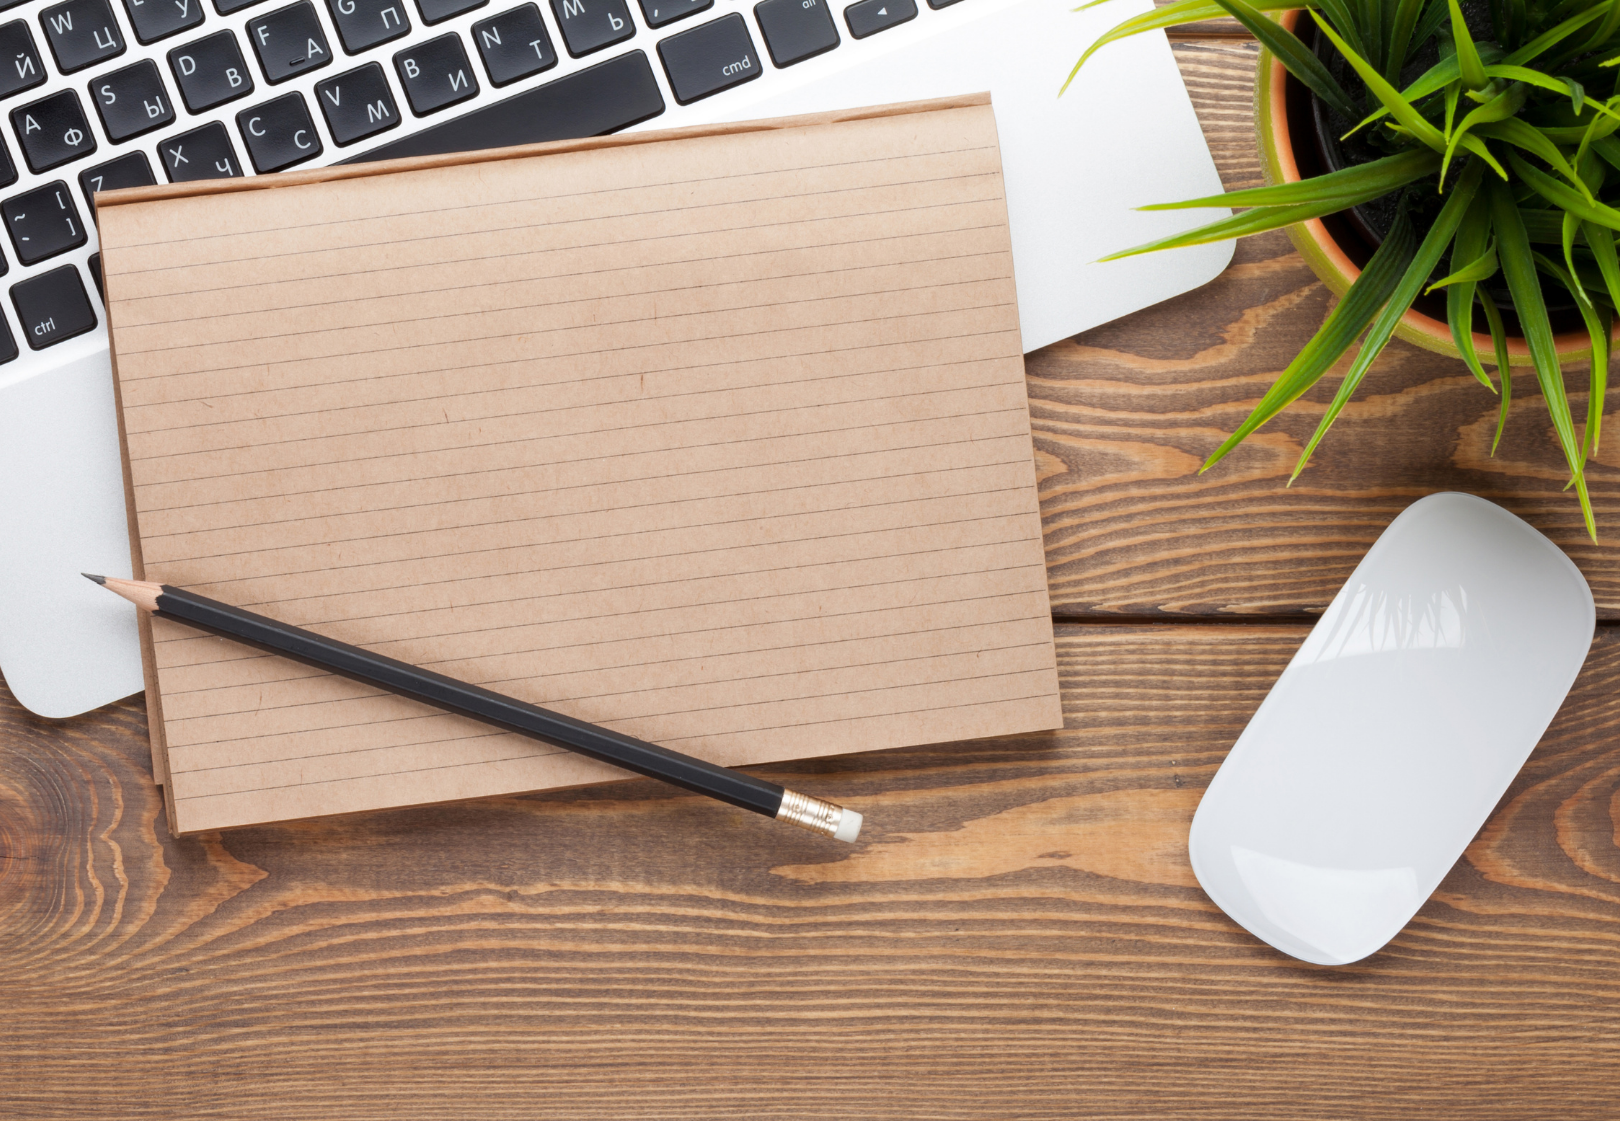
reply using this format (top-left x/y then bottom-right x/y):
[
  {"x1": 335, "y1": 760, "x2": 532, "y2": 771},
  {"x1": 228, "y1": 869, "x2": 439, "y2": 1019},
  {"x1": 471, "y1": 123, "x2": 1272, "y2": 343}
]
[{"x1": 86, "y1": 575, "x2": 861, "y2": 842}]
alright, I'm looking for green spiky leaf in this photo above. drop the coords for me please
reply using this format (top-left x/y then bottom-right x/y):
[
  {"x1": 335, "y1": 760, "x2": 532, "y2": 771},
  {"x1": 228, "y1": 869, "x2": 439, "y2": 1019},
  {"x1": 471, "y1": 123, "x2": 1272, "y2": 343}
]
[
  {"x1": 1490, "y1": 178, "x2": 1596, "y2": 539},
  {"x1": 1201, "y1": 202, "x2": 1419, "y2": 472}
]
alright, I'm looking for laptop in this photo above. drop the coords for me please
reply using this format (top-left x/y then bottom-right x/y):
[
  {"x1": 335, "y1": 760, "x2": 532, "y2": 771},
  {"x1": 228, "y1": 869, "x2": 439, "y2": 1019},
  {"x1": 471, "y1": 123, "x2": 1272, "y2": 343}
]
[{"x1": 0, "y1": 0, "x2": 1231, "y2": 717}]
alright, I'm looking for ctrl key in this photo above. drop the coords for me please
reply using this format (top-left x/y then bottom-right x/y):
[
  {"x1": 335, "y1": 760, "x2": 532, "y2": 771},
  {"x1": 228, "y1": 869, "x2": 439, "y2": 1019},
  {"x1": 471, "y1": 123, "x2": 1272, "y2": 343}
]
[{"x1": 12, "y1": 264, "x2": 96, "y2": 350}]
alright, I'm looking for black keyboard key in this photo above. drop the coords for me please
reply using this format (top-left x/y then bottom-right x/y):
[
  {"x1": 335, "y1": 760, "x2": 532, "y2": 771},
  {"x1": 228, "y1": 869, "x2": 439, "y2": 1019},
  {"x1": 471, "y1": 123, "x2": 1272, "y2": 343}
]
[
  {"x1": 393, "y1": 33, "x2": 476, "y2": 115},
  {"x1": 327, "y1": 0, "x2": 409, "y2": 53},
  {"x1": 79, "y1": 149, "x2": 155, "y2": 210},
  {"x1": 636, "y1": 0, "x2": 706, "y2": 28},
  {"x1": 657, "y1": 13, "x2": 757, "y2": 104},
  {"x1": 417, "y1": 0, "x2": 484, "y2": 22},
  {"x1": 472, "y1": 5, "x2": 555, "y2": 86},
  {"x1": 170, "y1": 31, "x2": 255, "y2": 111},
  {"x1": 123, "y1": 0, "x2": 204, "y2": 43},
  {"x1": 12, "y1": 91, "x2": 95, "y2": 173},
  {"x1": 0, "y1": 310, "x2": 17, "y2": 363},
  {"x1": 924, "y1": 0, "x2": 960, "y2": 7},
  {"x1": 215, "y1": 0, "x2": 265, "y2": 12},
  {"x1": 40, "y1": 0, "x2": 125, "y2": 73},
  {"x1": 237, "y1": 90, "x2": 321, "y2": 170},
  {"x1": 4, "y1": 180, "x2": 86, "y2": 264},
  {"x1": 0, "y1": 21, "x2": 46, "y2": 99},
  {"x1": 248, "y1": 1, "x2": 332, "y2": 83},
  {"x1": 842, "y1": 0, "x2": 911, "y2": 37},
  {"x1": 91, "y1": 59, "x2": 175, "y2": 140},
  {"x1": 550, "y1": 0, "x2": 632, "y2": 56},
  {"x1": 0, "y1": 135, "x2": 15, "y2": 189},
  {"x1": 314, "y1": 61, "x2": 397, "y2": 144},
  {"x1": 753, "y1": 0, "x2": 836, "y2": 66},
  {"x1": 347, "y1": 49, "x2": 660, "y2": 161},
  {"x1": 88, "y1": 250, "x2": 101, "y2": 300},
  {"x1": 12, "y1": 264, "x2": 96, "y2": 349},
  {"x1": 159, "y1": 119, "x2": 241, "y2": 180}
]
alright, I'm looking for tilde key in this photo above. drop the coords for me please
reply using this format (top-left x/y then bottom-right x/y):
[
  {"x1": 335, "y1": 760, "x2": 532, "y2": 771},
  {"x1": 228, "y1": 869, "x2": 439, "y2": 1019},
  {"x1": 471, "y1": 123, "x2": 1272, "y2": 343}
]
[{"x1": 3, "y1": 179, "x2": 87, "y2": 264}]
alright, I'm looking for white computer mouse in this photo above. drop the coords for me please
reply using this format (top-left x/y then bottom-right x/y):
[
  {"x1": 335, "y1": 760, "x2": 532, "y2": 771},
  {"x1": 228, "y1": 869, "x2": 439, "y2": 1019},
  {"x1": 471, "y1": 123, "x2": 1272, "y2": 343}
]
[{"x1": 1188, "y1": 492, "x2": 1595, "y2": 965}]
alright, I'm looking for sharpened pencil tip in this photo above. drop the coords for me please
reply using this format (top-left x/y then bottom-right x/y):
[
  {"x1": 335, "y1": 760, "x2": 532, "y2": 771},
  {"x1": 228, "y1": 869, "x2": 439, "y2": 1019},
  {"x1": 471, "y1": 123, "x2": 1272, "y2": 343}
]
[{"x1": 82, "y1": 573, "x2": 107, "y2": 585}]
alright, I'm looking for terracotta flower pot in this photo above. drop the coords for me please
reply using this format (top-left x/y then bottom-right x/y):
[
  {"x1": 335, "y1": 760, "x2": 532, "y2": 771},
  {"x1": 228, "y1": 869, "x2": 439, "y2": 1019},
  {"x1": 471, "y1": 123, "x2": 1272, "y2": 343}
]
[{"x1": 1256, "y1": 8, "x2": 1605, "y2": 365}]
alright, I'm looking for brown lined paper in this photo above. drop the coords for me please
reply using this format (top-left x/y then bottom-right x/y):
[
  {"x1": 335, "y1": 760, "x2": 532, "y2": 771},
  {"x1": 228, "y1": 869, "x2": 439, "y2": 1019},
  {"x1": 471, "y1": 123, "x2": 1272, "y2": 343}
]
[{"x1": 97, "y1": 95, "x2": 1062, "y2": 835}]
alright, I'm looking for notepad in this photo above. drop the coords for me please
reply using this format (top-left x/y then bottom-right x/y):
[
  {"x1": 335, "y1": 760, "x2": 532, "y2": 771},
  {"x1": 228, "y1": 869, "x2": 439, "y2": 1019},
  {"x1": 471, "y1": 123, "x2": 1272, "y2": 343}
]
[{"x1": 96, "y1": 94, "x2": 1062, "y2": 835}]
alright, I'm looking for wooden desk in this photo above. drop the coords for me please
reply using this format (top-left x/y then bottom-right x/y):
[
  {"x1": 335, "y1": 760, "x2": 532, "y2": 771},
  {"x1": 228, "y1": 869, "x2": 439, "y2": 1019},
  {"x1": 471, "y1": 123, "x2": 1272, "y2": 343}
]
[{"x1": 6, "y1": 39, "x2": 1620, "y2": 1119}]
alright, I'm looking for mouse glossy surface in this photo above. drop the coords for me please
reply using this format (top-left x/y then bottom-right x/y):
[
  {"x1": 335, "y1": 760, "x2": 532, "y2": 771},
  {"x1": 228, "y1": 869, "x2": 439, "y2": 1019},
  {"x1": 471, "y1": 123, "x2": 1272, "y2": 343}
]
[{"x1": 1188, "y1": 493, "x2": 1594, "y2": 965}]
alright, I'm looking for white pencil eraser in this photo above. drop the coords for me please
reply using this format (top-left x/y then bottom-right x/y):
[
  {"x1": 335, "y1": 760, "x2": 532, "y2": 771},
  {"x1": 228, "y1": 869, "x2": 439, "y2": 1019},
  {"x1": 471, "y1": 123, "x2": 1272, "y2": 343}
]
[{"x1": 834, "y1": 809, "x2": 862, "y2": 843}]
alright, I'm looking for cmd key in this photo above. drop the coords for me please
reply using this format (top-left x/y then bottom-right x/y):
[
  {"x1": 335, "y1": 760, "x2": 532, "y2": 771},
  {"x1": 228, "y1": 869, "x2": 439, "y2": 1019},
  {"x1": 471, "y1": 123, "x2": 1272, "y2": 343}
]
[
  {"x1": 656, "y1": 13, "x2": 758, "y2": 104},
  {"x1": 11, "y1": 263, "x2": 96, "y2": 349}
]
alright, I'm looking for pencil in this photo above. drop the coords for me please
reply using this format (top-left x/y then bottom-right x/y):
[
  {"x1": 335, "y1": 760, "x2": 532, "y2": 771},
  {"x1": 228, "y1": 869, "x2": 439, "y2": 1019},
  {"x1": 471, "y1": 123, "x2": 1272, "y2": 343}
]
[{"x1": 86, "y1": 575, "x2": 862, "y2": 842}]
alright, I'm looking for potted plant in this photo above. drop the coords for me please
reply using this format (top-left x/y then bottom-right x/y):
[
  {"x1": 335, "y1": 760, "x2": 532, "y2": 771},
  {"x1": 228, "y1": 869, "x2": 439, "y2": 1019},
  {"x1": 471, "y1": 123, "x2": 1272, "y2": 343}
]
[{"x1": 1067, "y1": 0, "x2": 1620, "y2": 538}]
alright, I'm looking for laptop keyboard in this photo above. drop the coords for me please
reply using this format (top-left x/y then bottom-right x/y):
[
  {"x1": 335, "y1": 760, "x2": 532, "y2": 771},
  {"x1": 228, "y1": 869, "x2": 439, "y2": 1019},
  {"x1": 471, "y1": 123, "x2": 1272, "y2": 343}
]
[{"x1": 0, "y1": 0, "x2": 965, "y2": 371}]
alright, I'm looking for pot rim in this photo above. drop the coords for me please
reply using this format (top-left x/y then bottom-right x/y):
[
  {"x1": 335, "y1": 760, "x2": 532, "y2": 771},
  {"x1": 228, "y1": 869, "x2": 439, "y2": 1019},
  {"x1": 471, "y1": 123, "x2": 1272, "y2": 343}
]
[{"x1": 1264, "y1": 8, "x2": 1601, "y2": 361}]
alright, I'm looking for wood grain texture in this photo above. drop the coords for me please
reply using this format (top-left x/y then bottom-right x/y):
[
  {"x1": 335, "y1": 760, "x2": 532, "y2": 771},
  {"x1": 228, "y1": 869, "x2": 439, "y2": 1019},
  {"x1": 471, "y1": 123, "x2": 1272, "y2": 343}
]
[
  {"x1": 7, "y1": 36, "x2": 1620, "y2": 1121},
  {"x1": 1039, "y1": 42, "x2": 1620, "y2": 618},
  {"x1": 5, "y1": 624, "x2": 1620, "y2": 1119}
]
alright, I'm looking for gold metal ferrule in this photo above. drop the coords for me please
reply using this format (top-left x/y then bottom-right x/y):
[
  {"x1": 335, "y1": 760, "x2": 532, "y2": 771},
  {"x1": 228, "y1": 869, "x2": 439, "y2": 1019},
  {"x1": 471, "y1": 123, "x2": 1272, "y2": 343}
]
[{"x1": 776, "y1": 788, "x2": 845, "y2": 837}]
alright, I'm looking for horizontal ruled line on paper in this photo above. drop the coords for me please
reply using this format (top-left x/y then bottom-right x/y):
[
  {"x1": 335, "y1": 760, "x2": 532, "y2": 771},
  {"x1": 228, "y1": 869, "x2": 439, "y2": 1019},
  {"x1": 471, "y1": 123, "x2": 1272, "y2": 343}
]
[
  {"x1": 119, "y1": 270, "x2": 1012, "y2": 380},
  {"x1": 117, "y1": 246, "x2": 1008, "y2": 342},
  {"x1": 128, "y1": 366, "x2": 1020, "y2": 467},
  {"x1": 114, "y1": 224, "x2": 1009, "y2": 327},
  {"x1": 110, "y1": 151, "x2": 997, "y2": 260},
  {"x1": 152, "y1": 514, "x2": 1042, "y2": 639},
  {"x1": 111, "y1": 144, "x2": 999, "y2": 252},
  {"x1": 128, "y1": 365, "x2": 1021, "y2": 484},
  {"x1": 161, "y1": 610, "x2": 1051, "y2": 698},
  {"x1": 142, "y1": 452, "x2": 1033, "y2": 540},
  {"x1": 169, "y1": 636, "x2": 1055, "y2": 726},
  {"x1": 156, "y1": 562, "x2": 1050, "y2": 663},
  {"x1": 141, "y1": 423, "x2": 1027, "y2": 515},
  {"x1": 147, "y1": 480, "x2": 1036, "y2": 566},
  {"x1": 169, "y1": 689, "x2": 1059, "y2": 806},
  {"x1": 240, "y1": 531, "x2": 1045, "y2": 625},
  {"x1": 103, "y1": 98, "x2": 1061, "y2": 832},
  {"x1": 161, "y1": 570, "x2": 1048, "y2": 694},
  {"x1": 168, "y1": 664, "x2": 1057, "y2": 772},
  {"x1": 119, "y1": 298, "x2": 1016, "y2": 388},
  {"x1": 111, "y1": 192, "x2": 1005, "y2": 313}
]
